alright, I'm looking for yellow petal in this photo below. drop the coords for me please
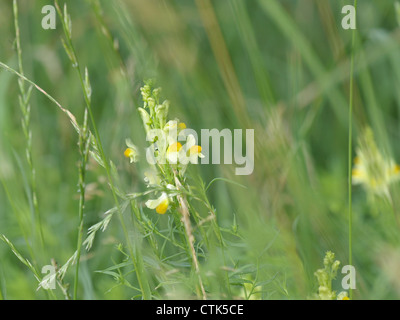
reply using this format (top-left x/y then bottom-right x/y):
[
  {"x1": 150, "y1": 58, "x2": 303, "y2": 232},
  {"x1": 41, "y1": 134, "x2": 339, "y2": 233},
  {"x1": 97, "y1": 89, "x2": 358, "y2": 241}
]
[
  {"x1": 188, "y1": 145, "x2": 202, "y2": 155},
  {"x1": 167, "y1": 142, "x2": 182, "y2": 153},
  {"x1": 156, "y1": 199, "x2": 169, "y2": 214},
  {"x1": 124, "y1": 148, "x2": 134, "y2": 158}
]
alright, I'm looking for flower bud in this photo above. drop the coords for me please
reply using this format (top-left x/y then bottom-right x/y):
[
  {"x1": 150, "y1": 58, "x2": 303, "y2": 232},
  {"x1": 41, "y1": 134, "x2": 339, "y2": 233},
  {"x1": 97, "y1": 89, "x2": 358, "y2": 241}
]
[
  {"x1": 138, "y1": 107, "x2": 152, "y2": 133},
  {"x1": 156, "y1": 100, "x2": 169, "y2": 129}
]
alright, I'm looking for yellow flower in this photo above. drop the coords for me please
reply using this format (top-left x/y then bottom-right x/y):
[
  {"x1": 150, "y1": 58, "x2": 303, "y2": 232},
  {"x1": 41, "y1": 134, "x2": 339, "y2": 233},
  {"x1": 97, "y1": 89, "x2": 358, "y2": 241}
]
[
  {"x1": 352, "y1": 128, "x2": 400, "y2": 197},
  {"x1": 124, "y1": 139, "x2": 139, "y2": 163},
  {"x1": 337, "y1": 291, "x2": 350, "y2": 300},
  {"x1": 145, "y1": 193, "x2": 169, "y2": 214},
  {"x1": 167, "y1": 142, "x2": 183, "y2": 153},
  {"x1": 164, "y1": 120, "x2": 186, "y2": 131},
  {"x1": 164, "y1": 120, "x2": 187, "y2": 146},
  {"x1": 188, "y1": 145, "x2": 202, "y2": 156},
  {"x1": 166, "y1": 142, "x2": 183, "y2": 164},
  {"x1": 165, "y1": 135, "x2": 204, "y2": 166},
  {"x1": 184, "y1": 134, "x2": 205, "y2": 164},
  {"x1": 124, "y1": 148, "x2": 134, "y2": 158},
  {"x1": 145, "y1": 184, "x2": 177, "y2": 214}
]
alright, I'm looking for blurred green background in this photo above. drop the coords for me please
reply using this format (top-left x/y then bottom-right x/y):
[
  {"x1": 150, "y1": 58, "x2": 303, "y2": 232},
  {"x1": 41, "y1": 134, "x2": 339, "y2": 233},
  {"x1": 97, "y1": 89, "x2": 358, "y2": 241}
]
[{"x1": 1, "y1": 0, "x2": 400, "y2": 299}]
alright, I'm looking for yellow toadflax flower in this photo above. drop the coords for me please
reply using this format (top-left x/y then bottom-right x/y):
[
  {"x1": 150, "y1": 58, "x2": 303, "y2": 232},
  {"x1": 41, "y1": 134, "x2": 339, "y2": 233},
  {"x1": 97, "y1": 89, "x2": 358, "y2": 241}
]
[
  {"x1": 166, "y1": 141, "x2": 183, "y2": 164},
  {"x1": 145, "y1": 192, "x2": 170, "y2": 214},
  {"x1": 145, "y1": 184, "x2": 177, "y2": 214},
  {"x1": 165, "y1": 135, "x2": 204, "y2": 165},
  {"x1": 184, "y1": 134, "x2": 205, "y2": 164},
  {"x1": 124, "y1": 83, "x2": 205, "y2": 214},
  {"x1": 164, "y1": 119, "x2": 186, "y2": 131},
  {"x1": 164, "y1": 119, "x2": 187, "y2": 146},
  {"x1": 337, "y1": 292, "x2": 350, "y2": 300},
  {"x1": 352, "y1": 128, "x2": 400, "y2": 198},
  {"x1": 124, "y1": 139, "x2": 139, "y2": 163}
]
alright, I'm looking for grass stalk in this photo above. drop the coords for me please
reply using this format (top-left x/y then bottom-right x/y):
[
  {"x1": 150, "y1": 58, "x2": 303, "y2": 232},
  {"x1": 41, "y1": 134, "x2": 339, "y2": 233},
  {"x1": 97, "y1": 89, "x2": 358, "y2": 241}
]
[
  {"x1": 73, "y1": 109, "x2": 90, "y2": 299},
  {"x1": 348, "y1": 0, "x2": 358, "y2": 301},
  {"x1": 174, "y1": 173, "x2": 206, "y2": 300},
  {"x1": 200, "y1": 180, "x2": 232, "y2": 298},
  {"x1": 54, "y1": 0, "x2": 151, "y2": 300},
  {"x1": 13, "y1": 0, "x2": 45, "y2": 254}
]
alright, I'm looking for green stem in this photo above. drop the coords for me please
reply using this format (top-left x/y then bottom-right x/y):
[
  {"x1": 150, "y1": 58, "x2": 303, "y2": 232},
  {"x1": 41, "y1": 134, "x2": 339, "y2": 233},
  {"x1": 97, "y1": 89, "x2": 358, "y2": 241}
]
[
  {"x1": 13, "y1": 0, "x2": 45, "y2": 254},
  {"x1": 73, "y1": 206, "x2": 85, "y2": 299},
  {"x1": 348, "y1": 0, "x2": 358, "y2": 301},
  {"x1": 174, "y1": 173, "x2": 207, "y2": 300},
  {"x1": 54, "y1": 0, "x2": 151, "y2": 300},
  {"x1": 202, "y1": 194, "x2": 232, "y2": 298},
  {"x1": 73, "y1": 110, "x2": 89, "y2": 300}
]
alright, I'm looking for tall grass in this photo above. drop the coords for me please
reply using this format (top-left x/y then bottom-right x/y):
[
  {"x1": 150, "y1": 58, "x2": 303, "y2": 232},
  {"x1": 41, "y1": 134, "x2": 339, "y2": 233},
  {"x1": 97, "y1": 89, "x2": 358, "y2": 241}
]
[
  {"x1": 13, "y1": 0, "x2": 44, "y2": 261},
  {"x1": 347, "y1": 0, "x2": 358, "y2": 301}
]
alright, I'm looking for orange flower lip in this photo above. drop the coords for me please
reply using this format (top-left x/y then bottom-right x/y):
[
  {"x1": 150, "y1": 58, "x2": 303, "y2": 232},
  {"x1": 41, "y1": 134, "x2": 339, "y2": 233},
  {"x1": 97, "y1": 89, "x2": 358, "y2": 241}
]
[
  {"x1": 124, "y1": 148, "x2": 134, "y2": 158},
  {"x1": 188, "y1": 145, "x2": 202, "y2": 155},
  {"x1": 167, "y1": 142, "x2": 183, "y2": 153},
  {"x1": 156, "y1": 200, "x2": 169, "y2": 214}
]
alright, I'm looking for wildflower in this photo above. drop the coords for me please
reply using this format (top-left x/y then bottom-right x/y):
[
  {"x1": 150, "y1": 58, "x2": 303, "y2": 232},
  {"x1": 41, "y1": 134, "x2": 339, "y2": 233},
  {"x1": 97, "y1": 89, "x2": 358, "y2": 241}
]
[
  {"x1": 145, "y1": 192, "x2": 169, "y2": 214},
  {"x1": 184, "y1": 134, "x2": 205, "y2": 164},
  {"x1": 352, "y1": 128, "x2": 400, "y2": 198},
  {"x1": 166, "y1": 141, "x2": 183, "y2": 164},
  {"x1": 164, "y1": 119, "x2": 187, "y2": 131},
  {"x1": 337, "y1": 292, "x2": 350, "y2": 300},
  {"x1": 167, "y1": 142, "x2": 183, "y2": 153},
  {"x1": 145, "y1": 184, "x2": 177, "y2": 214},
  {"x1": 124, "y1": 139, "x2": 139, "y2": 163},
  {"x1": 313, "y1": 251, "x2": 347, "y2": 300},
  {"x1": 124, "y1": 82, "x2": 204, "y2": 214},
  {"x1": 165, "y1": 135, "x2": 204, "y2": 166},
  {"x1": 164, "y1": 119, "x2": 187, "y2": 145}
]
